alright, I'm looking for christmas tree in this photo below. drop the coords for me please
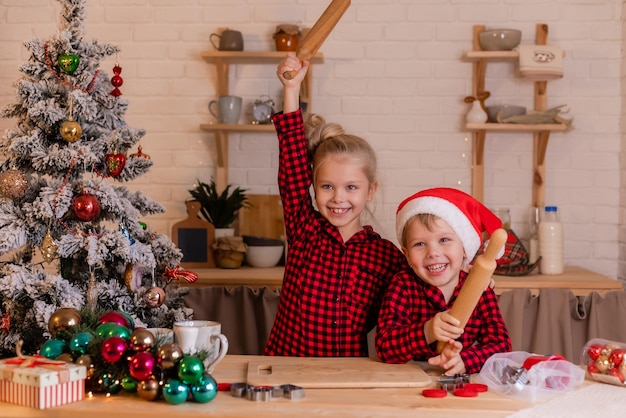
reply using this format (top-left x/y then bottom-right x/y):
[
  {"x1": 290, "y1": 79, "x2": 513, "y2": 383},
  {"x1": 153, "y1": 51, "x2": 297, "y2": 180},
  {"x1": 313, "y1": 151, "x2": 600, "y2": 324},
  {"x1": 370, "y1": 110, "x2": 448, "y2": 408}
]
[{"x1": 0, "y1": 0, "x2": 193, "y2": 357}]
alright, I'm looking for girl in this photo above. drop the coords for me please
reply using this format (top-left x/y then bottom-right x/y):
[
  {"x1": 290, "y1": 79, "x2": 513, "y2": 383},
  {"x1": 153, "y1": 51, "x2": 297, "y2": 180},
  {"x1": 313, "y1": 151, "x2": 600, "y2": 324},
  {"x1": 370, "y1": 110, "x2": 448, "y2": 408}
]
[{"x1": 263, "y1": 53, "x2": 406, "y2": 357}]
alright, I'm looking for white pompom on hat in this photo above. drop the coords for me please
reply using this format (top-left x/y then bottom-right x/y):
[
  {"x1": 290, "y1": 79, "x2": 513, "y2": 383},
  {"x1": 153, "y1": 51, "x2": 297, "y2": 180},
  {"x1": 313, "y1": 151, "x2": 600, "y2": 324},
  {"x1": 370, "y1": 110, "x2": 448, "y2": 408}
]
[{"x1": 396, "y1": 187, "x2": 503, "y2": 262}]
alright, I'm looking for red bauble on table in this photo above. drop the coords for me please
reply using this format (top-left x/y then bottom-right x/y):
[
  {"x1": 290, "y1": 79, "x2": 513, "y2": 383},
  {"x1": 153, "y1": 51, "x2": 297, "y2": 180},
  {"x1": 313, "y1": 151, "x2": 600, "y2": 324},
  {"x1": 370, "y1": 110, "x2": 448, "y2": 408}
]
[
  {"x1": 71, "y1": 190, "x2": 101, "y2": 221},
  {"x1": 105, "y1": 150, "x2": 126, "y2": 177}
]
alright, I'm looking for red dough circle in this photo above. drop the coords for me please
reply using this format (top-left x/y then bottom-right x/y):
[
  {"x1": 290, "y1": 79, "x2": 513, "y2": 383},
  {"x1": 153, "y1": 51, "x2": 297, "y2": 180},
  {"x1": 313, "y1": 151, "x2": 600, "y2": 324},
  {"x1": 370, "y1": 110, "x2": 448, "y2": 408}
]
[
  {"x1": 453, "y1": 388, "x2": 478, "y2": 397},
  {"x1": 464, "y1": 383, "x2": 488, "y2": 392},
  {"x1": 422, "y1": 388, "x2": 448, "y2": 398}
]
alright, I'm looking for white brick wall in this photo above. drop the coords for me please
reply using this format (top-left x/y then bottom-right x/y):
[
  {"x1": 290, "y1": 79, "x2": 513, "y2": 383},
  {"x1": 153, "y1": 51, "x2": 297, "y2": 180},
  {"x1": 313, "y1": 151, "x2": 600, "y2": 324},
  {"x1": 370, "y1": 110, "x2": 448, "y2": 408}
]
[{"x1": 0, "y1": 0, "x2": 623, "y2": 279}]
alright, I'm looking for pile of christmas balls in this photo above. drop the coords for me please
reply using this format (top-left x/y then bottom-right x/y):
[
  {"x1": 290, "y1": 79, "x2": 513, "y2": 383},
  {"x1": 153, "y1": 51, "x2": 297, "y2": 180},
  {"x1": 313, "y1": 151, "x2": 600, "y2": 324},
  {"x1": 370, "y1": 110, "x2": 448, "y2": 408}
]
[
  {"x1": 583, "y1": 338, "x2": 626, "y2": 386},
  {"x1": 39, "y1": 307, "x2": 217, "y2": 404}
]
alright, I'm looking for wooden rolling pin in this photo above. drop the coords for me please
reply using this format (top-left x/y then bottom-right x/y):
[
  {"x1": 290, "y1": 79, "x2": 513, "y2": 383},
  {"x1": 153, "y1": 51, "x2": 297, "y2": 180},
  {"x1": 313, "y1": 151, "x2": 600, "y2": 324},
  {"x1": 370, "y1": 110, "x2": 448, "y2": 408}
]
[
  {"x1": 283, "y1": 0, "x2": 351, "y2": 80},
  {"x1": 436, "y1": 228, "x2": 508, "y2": 353}
]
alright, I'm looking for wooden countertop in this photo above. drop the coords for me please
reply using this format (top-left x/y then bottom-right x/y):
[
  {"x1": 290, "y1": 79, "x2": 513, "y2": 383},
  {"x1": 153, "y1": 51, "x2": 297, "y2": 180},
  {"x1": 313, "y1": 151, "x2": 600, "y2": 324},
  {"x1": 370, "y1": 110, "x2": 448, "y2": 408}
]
[
  {"x1": 184, "y1": 266, "x2": 623, "y2": 296},
  {"x1": 0, "y1": 355, "x2": 537, "y2": 418}
]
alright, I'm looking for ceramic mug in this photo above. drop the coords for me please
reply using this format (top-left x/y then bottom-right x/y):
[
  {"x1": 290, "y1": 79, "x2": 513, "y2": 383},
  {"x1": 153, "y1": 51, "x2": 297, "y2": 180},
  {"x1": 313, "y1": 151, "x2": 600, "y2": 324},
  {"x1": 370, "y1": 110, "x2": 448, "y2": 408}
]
[
  {"x1": 210, "y1": 29, "x2": 244, "y2": 51},
  {"x1": 173, "y1": 320, "x2": 229, "y2": 373},
  {"x1": 209, "y1": 95, "x2": 242, "y2": 125}
]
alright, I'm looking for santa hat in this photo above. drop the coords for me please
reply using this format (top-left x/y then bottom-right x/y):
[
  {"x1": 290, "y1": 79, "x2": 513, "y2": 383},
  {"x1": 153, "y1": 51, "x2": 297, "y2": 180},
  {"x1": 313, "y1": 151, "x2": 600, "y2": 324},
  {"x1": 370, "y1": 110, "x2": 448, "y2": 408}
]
[{"x1": 396, "y1": 187, "x2": 503, "y2": 261}]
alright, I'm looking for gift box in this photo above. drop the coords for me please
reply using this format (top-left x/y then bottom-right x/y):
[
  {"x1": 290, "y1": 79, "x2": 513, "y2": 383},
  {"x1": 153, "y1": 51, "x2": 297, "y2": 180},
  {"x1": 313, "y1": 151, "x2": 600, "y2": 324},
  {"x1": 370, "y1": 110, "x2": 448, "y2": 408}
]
[{"x1": 0, "y1": 356, "x2": 86, "y2": 409}]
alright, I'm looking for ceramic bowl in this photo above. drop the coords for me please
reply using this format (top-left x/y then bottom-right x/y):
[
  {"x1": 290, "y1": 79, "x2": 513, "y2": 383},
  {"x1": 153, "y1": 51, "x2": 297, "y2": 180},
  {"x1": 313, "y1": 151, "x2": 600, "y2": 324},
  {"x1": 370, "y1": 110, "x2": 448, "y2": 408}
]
[
  {"x1": 245, "y1": 245, "x2": 284, "y2": 268},
  {"x1": 479, "y1": 29, "x2": 522, "y2": 51},
  {"x1": 486, "y1": 105, "x2": 526, "y2": 122}
]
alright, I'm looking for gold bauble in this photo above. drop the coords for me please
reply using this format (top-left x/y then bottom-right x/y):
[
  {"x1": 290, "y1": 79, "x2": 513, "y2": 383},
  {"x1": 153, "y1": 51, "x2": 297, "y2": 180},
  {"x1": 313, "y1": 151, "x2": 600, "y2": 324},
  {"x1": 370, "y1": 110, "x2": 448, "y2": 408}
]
[
  {"x1": 40, "y1": 229, "x2": 58, "y2": 264},
  {"x1": 129, "y1": 328, "x2": 156, "y2": 352},
  {"x1": 59, "y1": 119, "x2": 82, "y2": 142},
  {"x1": 156, "y1": 342, "x2": 184, "y2": 370},
  {"x1": 56, "y1": 353, "x2": 74, "y2": 363},
  {"x1": 48, "y1": 307, "x2": 82, "y2": 338},
  {"x1": 0, "y1": 169, "x2": 29, "y2": 199},
  {"x1": 137, "y1": 377, "x2": 161, "y2": 401}
]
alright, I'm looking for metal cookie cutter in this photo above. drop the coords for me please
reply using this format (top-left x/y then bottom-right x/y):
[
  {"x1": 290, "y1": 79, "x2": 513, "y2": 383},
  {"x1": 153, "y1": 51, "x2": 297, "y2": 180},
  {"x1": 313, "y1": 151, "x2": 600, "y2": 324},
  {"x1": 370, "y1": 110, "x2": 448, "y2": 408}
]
[
  {"x1": 437, "y1": 373, "x2": 470, "y2": 391},
  {"x1": 230, "y1": 382, "x2": 305, "y2": 402},
  {"x1": 501, "y1": 365, "x2": 529, "y2": 394}
]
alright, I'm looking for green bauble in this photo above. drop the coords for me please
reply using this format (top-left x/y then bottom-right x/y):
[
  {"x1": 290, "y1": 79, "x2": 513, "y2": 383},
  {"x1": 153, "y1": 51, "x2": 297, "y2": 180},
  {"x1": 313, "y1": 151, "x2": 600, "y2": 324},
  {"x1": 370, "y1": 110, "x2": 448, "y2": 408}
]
[
  {"x1": 191, "y1": 374, "x2": 218, "y2": 403},
  {"x1": 163, "y1": 379, "x2": 190, "y2": 405},
  {"x1": 39, "y1": 339, "x2": 66, "y2": 359},
  {"x1": 97, "y1": 372, "x2": 123, "y2": 395},
  {"x1": 68, "y1": 331, "x2": 94, "y2": 356},
  {"x1": 58, "y1": 52, "x2": 79, "y2": 74},
  {"x1": 121, "y1": 376, "x2": 138, "y2": 392},
  {"x1": 177, "y1": 356, "x2": 204, "y2": 384},
  {"x1": 95, "y1": 322, "x2": 130, "y2": 340}
]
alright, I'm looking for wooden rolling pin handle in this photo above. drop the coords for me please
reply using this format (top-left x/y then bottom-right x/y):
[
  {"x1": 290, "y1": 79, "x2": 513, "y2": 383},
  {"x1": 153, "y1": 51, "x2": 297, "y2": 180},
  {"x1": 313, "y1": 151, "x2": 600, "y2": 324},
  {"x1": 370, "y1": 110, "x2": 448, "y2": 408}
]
[
  {"x1": 283, "y1": 70, "x2": 297, "y2": 80},
  {"x1": 435, "y1": 228, "x2": 507, "y2": 354}
]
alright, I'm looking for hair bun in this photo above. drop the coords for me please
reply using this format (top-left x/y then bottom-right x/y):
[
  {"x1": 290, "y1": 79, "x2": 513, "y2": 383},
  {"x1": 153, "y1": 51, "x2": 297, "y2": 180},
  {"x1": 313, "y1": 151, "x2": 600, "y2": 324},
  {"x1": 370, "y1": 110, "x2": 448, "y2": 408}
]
[{"x1": 305, "y1": 113, "x2": 345, "y2": 152}]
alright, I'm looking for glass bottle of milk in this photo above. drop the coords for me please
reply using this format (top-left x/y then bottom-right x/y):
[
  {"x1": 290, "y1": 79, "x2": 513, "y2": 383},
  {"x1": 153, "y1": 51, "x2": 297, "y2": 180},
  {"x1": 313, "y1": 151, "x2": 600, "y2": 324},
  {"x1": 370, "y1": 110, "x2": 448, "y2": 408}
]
[{"x1": 538, "y1": 206, "x2": 564, "y2": 274}]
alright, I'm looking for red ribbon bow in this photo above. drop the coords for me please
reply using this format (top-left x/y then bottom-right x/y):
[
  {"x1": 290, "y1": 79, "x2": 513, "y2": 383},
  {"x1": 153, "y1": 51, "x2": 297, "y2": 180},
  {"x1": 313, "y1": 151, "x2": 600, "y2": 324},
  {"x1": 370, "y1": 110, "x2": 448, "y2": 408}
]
[
  {"x1": 164, "y1": 265, "x2": 198, "y2": 284},
  {"x1": 5, "y1": 355, "x2": 66, "y2": 368}
]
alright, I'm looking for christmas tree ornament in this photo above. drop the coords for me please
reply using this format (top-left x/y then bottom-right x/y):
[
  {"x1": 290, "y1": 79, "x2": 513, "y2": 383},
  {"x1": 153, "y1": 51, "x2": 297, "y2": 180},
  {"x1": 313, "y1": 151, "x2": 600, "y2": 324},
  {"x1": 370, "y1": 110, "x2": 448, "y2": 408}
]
[
  {"x1": 98, "y1": 311, "x2": 132, "y2": 329},
  {"x1": 0, "y1": 169, "x2": 29, "y2": 199},
  {"x1": 129, "y1": 351, "x2": 156, "y2": 382},
  {"x1": 191, "y1": 374, "x2": 218, "y2": 403},
  {"x1": 124, "y1": 263, "x2": 142, "y2": 292},
  {"x1": 177, "y1": 356, "x2": 204, "y2": 384},
  {"x1": 116, "y1": 311, "x2": 135, "y2": 330},
  {"x1": 40, "y1": 228, "x2": 58, "y2": 264},
  {"x1": 121, "y1": 376, "x2": 138, "y2": 392},
  {"x1": 95, "y1": 322, "x2": 131, "y2": 340},
  {"x1": 48, "y1": 307, "x2": 82, "y2": 338},
  {"x1": 75, "y1": 354, "x2": 94, "y2": 378},
  {"x1": 137, "y1": 376, "x2": 161, "y2": 401},
  {"x1": 39, "y1": 338, "x2": 66, "y2": 359},
  {"x1": 145, "y1": 286, "x2": 166, "y2": 308},
  {"x1": 110, "y1": 63, "x2": 123, "y2": 96},
  {"x1": 120, "y1": 224, "x2": 135, "y2": 244},
  {"x1": 59, "y1": 117, "x2": 82, "y2": 142},
  {"x1": 86, "y1": 268, "x2": 98, "y2": 311},
  {"x1": 163, "y1": 379, "x2": 190, "y2": 405},
  {"x1": 55, "y1": 352, "x2": 74, "y2": 363},
  {"x1": 71, "y1": 190, "x2": 101, "y2": 221},
  {"x1": 68, "y1": 331, "x2": 94, "y2": 356},
  {"x1": 58, "y1": 52, "x2": 80, "y2": 74},
  {"x1": 101, "y1": 336, "x2": 128, "y2": 363},
  {"x1": 130, "y1": 145, "x2": 151, "y2": 159},
  {"x1": 129, "y1": 328, "x2": 156, "y2": 352},
  {"x1": 157, "y1": 342, "x2": 184, "y2": 370},
  {"x1": 96, "y1": 372, "x2": 123, "y2": 395},
  {"x1": 105, "y1": 149, "x2": 126, "y2": 177},
  {"x1": 0, "y1": 312, "x2": 10, "y2": 332}
]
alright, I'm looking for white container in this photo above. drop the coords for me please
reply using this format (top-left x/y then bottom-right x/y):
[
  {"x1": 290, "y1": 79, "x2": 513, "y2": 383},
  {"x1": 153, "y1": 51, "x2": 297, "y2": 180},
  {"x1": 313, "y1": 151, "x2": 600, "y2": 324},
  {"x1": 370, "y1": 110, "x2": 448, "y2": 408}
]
[{"x1": 538, "y1": 206, "x2": 564, "y2": 274}]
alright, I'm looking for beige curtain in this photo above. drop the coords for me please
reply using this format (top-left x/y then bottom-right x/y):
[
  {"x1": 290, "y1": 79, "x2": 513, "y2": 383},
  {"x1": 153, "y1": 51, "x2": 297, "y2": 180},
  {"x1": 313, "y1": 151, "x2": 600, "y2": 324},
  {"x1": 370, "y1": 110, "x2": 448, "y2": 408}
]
[{"x1": 185, "y1": 286, "x2": 626, "y2": 361}]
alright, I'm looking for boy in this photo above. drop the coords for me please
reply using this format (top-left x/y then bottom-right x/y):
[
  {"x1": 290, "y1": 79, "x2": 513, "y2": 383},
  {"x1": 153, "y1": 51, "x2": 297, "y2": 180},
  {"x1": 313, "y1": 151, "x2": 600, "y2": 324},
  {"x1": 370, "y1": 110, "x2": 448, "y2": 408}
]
[{"x1": 375, "y1": 187, "x2": 511, "y2": 374}]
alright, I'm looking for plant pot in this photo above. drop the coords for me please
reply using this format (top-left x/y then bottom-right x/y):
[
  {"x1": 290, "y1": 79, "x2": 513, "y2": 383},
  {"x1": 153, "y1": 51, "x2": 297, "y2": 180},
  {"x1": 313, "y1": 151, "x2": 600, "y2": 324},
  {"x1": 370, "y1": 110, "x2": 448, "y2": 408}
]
[{"x1": 214, "y1": 228, "x2": 235, "y2": 239}]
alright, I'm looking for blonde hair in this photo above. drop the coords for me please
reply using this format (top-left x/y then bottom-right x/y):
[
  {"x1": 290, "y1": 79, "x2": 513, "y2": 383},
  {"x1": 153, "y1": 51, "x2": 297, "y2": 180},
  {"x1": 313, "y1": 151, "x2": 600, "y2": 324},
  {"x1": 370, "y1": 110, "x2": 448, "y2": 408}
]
[
  {"x1": 401, "y1": 213, "x2": 441, "y2": 247},
  {"x1": 304, "y1": 113, "x2": 377, "y2": 184}
]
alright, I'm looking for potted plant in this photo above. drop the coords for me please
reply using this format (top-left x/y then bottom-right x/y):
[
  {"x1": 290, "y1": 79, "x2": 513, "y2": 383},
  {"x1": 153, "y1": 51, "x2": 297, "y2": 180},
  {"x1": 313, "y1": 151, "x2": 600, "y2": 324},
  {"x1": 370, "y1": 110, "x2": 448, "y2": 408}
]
[{"x1": 188, "y1": 178, "x2": 250, "y2": 237}]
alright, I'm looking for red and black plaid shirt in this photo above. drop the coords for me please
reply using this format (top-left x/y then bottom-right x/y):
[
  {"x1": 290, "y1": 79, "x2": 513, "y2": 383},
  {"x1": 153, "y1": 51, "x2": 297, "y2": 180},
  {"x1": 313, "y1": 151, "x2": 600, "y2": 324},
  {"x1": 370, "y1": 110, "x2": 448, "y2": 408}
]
[
  {"x1": 263, "y1": 110, "x2": 406, "y2": 357},
  {"x1": 375, "y1": 268, "x2": 512, "y2": 374}
]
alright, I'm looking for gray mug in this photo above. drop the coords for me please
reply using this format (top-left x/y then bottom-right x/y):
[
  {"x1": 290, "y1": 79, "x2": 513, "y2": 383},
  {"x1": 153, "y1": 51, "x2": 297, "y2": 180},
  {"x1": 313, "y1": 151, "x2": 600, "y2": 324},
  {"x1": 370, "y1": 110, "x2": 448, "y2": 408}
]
[
  {"x1": 210, "y1": 30, "x2": 244, "y2": 51},
  {"x1": 209, "y1": 96, "x2": 242, "y2": 125}
]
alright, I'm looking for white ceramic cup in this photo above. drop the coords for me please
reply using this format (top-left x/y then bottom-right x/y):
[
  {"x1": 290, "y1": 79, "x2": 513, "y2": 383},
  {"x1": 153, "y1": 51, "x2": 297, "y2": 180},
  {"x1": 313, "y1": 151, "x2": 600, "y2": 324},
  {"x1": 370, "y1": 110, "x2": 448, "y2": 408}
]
[
  {"x1": 146, "y1": 327, "x2": 174, "y2": 344},
  {"x1": 173, "y1": 320, "x2": 229, "y2": 373},
  {"x1": 208, "y1": 95, "x2": 242, "y2": 125}
]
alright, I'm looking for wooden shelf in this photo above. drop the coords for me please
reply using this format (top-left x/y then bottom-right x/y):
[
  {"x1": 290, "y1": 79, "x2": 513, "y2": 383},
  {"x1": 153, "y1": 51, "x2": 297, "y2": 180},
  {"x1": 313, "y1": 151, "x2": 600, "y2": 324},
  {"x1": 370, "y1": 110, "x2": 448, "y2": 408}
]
[
  {"x1": 181, "y1": 266, "x2": 622, "y2": 296},
  {"x1": 201, "y1": 50, "x2": 323, "y2": 192},
  {"x1": 466, "y1": 123, "x2": 569, "y2": 132},
  {"x1": 199, "y1": 123, "x2": 276, "y2": 133},
  {"x1": 467, "y1": 23, "x2": 568, "y2": 207}
]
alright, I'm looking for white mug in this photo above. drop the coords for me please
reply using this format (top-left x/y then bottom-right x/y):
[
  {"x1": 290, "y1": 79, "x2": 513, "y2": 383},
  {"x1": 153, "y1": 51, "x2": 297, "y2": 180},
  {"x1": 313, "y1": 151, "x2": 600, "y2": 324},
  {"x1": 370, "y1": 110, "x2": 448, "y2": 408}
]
[
  {"x1": 173, "y1": 320, "x2": 229, "y2": 373},
  {"x1": 146, "y1": 328, "x2": 174, "y2": 345},
  {"x1": 208, "y1": 95, "x2": 242, "y2": 125}
]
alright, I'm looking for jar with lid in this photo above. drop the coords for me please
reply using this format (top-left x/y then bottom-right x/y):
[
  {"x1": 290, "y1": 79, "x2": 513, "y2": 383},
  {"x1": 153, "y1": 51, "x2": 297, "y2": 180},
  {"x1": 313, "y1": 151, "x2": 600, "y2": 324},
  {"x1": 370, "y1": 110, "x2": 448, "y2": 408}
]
[
  {"x1": 273, "y1": 24, "x2": 300, "y2": 52},
  {"x1": 538, "y1": 206, "x2": 564, "y2": 275},
  {"x1": 491, "y1": 208, "x2": 511, "y2": 230}
]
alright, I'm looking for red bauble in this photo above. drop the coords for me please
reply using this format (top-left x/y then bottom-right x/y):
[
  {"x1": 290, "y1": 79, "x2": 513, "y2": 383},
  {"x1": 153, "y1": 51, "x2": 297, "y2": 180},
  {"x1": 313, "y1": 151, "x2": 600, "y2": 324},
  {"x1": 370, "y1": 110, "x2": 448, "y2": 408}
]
[
  {"x1": 71, "y1": 191, "x2": 101, "y2": 221},
  {"x1": 587, "y1": 344, "x2": 604, "y2": 361},
  {"x1": 129, "y1": 351, "x2": 155, "y2": 381},
  {"x1": 610, "y1": 366, "x2": 625, "y2": 383},
  {"x1": 609, "y1": 348, "x2": 625, "y2": 367},
  {"x1": 110, "y1": 65, "x2": 123, "y2": 96},
  {"x1": 587, "y1": 362, "x2": 600, "y2": 374},
  {"x1": 101, "y1": 336, "x2": 128, "y2": 363},
  {"x1": 98, "y1": 311, "x2": 131, "y2": 329},
  {"x1": 105, "y1": 151, "x2": 126, "y2": 177}
]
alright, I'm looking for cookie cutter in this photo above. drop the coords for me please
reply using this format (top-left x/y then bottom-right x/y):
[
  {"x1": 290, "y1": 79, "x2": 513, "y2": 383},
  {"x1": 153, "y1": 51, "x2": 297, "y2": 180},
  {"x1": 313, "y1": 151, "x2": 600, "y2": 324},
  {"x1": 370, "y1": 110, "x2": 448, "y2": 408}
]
[
  {"x1": 501, "y1": 365, "x2": 529, "y2": 394},
  {"x1": 437, "y1": 373, "x2": 470, "y2": 391},
  {"x1": 230, "y1": 382, "x2": 305, "y2": 401}
]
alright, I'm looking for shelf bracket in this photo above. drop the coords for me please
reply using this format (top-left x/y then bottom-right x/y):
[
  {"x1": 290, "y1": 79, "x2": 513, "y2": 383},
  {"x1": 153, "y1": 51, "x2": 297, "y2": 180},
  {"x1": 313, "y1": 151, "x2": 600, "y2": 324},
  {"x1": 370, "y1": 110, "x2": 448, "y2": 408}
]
[{"x1": 471, "y1": 130, "x2": 486, "y2": 202}]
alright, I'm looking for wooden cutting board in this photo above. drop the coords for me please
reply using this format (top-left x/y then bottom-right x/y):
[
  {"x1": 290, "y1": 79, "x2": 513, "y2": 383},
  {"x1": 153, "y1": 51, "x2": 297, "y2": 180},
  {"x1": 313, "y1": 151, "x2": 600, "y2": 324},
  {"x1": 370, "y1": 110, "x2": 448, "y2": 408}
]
[
  {"x1": 237, "y1": 194, "x2": 284, "y2": 240},
  {"x1": 246, "y1": 357, "x2": 431, "y2": 388}
]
